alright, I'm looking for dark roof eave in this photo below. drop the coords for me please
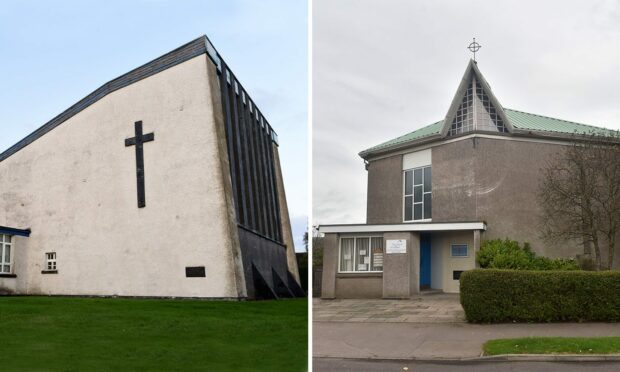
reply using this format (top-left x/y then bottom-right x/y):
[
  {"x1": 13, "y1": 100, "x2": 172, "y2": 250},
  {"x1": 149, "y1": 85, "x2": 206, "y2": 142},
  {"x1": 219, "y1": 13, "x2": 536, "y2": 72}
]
[
  {"x1": 0, "y1": 226, "x2": 31, "y2": 237},
  {"x1": 0, "y1": 36, "x2": 210, "y2": 163}
]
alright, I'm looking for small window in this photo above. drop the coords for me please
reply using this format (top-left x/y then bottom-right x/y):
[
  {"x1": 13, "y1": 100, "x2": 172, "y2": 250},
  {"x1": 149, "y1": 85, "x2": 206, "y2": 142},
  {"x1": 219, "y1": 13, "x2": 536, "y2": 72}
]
[
  {"x1": 453, "y1": 270, "x2": 464, "y2": 280},
  {"x1": 451, "y1": 244, "x2": 468, "y2": 257},
  {"x1": 45, "y1": 252, "x2": 57, "y2": 271},
  {"x1": 0, "y1": 234, "x2": 12, "y2": 274}
]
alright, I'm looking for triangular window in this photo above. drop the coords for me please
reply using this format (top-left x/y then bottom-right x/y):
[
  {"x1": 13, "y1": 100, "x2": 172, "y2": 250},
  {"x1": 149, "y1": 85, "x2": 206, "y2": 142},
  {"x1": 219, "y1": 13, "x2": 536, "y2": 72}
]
[{"x1": 448, "y1": 76, "x2": 507, "y2": 136}]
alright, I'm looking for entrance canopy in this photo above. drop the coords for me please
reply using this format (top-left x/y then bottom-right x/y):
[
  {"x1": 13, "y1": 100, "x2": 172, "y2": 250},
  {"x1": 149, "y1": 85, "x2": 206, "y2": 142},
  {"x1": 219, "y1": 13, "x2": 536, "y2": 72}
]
[
  {"x1": 0, "y1": 226, "x2": 31, "y2": 237},
  {"x1": 318, "y1": 222, "x2": 486, "y2": 234}
]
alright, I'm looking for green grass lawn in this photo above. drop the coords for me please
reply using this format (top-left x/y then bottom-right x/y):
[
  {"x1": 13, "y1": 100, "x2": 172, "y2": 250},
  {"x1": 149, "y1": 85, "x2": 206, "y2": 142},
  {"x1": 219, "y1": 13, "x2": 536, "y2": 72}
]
[
  {"x1": 0, "y1": 296, "x2": 307, "y2": 371},
  {"x1": 484, "y1": 337, "x2": 620, "y2": 355}
]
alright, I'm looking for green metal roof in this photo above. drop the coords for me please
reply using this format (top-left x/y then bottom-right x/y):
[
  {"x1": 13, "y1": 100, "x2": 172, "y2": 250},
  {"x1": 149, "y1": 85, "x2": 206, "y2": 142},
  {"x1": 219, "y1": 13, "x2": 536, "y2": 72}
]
[
  {"x1": 361, "y1": 108, "x2": 617, "y2": 156},
  {"x1": 505, "y1": 109, "x2": 614, "y2": 135},
  {"x1": 361, "y1": 120, "x2": 444, "y2": 154}
]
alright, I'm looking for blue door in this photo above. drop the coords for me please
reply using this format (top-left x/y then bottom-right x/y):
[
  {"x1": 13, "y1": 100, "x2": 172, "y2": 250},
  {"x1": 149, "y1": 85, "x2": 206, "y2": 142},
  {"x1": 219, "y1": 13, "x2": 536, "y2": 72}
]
[{"x1": 420, "y1": 233, "x2": 431, "y2": 288}]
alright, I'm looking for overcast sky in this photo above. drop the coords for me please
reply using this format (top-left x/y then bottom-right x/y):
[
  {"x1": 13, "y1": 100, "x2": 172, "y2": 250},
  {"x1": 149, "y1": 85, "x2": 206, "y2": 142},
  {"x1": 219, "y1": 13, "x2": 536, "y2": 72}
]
[
  {"x1": 0, "y1": 0, "x2": 307, "y2": 250},
  {"x1": 313, "y1": 0, "x2": 620, "y2": 226}
]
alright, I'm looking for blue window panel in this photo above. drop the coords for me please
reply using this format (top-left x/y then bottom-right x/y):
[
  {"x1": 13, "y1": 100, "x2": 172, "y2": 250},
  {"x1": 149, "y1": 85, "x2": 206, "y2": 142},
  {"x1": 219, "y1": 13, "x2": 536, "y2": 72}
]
[
  {"x1": 423, "y1": 193, "x2": 432, "y2": 219},
  {"x1": 424, "y1": 167, "x2": 432, "y2": 192},
  {"x1": 405, "y1": 170, "x2": 413, "y2": 195},
  {"x1": 413, "y1": 204, "x2": 423, "y2": 220},
  {"x1": 414, "y1": 185, "x2": 423, "y2": 203},
  {"x1": 404, "y1": 196, "x2": 413, "y2": 221},
  {"x1": 451, "y1": 244, "x2": 468, "y2": 257},
  {"x1": 414, "y1": 168, "x2": 423, "y2": 185}
]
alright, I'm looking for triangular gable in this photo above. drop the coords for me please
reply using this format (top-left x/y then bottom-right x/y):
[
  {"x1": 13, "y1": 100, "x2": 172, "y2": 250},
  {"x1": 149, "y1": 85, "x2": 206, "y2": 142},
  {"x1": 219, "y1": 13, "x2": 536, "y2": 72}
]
[{"x1": 440, "y1": 59, "x2": 514, "y2": 137}]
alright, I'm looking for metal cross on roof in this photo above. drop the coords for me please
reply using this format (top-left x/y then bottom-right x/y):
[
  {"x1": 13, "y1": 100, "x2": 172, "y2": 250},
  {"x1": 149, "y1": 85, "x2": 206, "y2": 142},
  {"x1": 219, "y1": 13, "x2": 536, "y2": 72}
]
[{"x1": 468, "y1": 38, "x2": 481, "y2": 61}]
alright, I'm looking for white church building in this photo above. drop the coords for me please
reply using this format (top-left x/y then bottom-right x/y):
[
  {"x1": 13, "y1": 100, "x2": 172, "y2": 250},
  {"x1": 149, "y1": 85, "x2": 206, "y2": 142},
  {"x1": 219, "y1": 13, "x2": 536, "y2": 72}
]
[{"x1": 0, "y1": 36, "x2": 303, "y2": 300}]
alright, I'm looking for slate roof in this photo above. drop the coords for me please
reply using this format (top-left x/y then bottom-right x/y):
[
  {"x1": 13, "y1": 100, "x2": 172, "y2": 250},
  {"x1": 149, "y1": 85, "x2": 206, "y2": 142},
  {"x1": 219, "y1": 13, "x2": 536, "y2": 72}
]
[{"x1": 360, "y1": 108, "x2": 618, "y2": 157}]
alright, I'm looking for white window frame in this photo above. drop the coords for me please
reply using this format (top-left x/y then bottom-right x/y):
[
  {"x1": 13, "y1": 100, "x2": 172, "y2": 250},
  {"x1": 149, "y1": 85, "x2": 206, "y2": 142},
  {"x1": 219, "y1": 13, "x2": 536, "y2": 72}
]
[
  {"x1": 45, "y1": 252, "x2": 57, "y2": 271},
  {"x1": 450, "y1": 243, "x2": 469, "y2": 258},
  {"x1": 403, "y1": 165, "x2": 432, "y2": 223},
  {"x1": 0, "y1": 234, "x2": 13, "y2": 274},
  {"x1": 338, "y1": 236, "x2": 384, "y2": 273}
]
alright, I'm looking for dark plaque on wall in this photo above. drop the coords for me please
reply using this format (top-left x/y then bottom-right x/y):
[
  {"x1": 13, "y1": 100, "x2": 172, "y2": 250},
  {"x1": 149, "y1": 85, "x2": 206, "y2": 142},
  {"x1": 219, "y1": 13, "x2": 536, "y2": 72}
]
[
  {"x1": 453, "y1": 270, "x2": 464, "y2": 280},
  {"x1": 185, "y1": 266, "x2": 206, "y2": 277}
]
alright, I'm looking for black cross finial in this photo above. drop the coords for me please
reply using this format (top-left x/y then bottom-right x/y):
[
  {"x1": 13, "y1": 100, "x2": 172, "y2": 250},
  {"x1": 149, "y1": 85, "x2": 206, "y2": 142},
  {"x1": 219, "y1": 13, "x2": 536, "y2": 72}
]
[
  {"x1": 125, "y1": 121, "x2": 155, "y2": 208},
  {"x1": 468, "y1": 38, "x2": 481, "y2": 62}
]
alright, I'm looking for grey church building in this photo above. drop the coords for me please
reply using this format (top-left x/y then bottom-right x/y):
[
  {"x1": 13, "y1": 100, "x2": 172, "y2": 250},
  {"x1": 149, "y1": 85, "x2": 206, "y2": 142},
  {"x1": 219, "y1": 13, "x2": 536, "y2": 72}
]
[
  {"x1": 319, "y1": 59, "x2": 617, "y2": 298},
  {"x1": 0, "y1": 36, "x2": 302, "y2": 299}
]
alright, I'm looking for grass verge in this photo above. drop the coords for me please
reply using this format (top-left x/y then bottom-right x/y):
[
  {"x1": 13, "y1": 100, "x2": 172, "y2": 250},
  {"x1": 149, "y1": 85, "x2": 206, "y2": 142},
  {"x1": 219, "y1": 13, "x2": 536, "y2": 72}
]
[
  {"x1": 0, "y1": 296, "x2": 307, "y2": 371},
  {"x1": 483, "y1": 337, "x2": 620, "y2": 355}
]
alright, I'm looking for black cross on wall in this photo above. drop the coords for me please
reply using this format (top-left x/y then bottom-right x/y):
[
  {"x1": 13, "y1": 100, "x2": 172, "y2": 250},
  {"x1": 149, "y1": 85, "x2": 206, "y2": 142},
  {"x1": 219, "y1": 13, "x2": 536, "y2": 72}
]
[{"x1": 125, "y1": 121, "x2": 154, "y2": 208}]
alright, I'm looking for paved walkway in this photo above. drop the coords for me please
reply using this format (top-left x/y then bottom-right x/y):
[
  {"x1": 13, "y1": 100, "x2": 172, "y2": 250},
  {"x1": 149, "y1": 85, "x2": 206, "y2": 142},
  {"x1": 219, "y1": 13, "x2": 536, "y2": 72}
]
[
  {"x1": 313, "y1": 293, "x2": 465, "y2": 323},
  {"x1": 313, "y1": 322, "x2": 620, "y2": 359},
  {"x1": 314, "y1": 358, "x2": 620, "y2": 371}
]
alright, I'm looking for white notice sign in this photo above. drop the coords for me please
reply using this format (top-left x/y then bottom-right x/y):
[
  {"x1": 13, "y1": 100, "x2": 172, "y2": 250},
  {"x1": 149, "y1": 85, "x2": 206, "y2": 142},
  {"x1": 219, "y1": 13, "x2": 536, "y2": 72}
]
[
  {"x1": 373, "y1": 253, "x2": 383, "y2": 267},
  {"x1": 386, "y1": 239, "x2": 407, "y2": 254}
]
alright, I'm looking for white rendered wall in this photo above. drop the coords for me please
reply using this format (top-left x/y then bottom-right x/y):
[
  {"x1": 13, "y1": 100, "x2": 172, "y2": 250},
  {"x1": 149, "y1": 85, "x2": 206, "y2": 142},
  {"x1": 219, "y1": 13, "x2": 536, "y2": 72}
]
[
  {"x1": 0, "y1": 55, "x2": 240, "y2": 297},
  {"x1": 432, "y1": 231, "x2": 475, "y2": 293},
  {"x1": 402, "y1": 149, "x2": 431, "y2": 170}
]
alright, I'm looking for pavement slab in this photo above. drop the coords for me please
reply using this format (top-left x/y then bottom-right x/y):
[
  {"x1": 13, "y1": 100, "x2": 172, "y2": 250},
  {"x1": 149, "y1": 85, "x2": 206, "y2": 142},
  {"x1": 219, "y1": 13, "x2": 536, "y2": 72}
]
[
  {"x1": 313, "y1": 322, "x2": 620, "y2": 360},
  {"x1": 314, "y1": 293, "x2": 466, "y2": 323}
]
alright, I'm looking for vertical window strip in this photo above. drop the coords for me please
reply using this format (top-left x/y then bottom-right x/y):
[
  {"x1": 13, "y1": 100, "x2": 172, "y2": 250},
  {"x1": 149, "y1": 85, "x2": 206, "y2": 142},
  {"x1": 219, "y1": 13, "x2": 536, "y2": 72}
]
[
  {"x1": 268, "y1": 146, "x2": 283, "y2": 242},
  {"x1": 404, "y1": 170, "x2": 414, "y2": 221},
  {"x1": 255, "y1": 114, "x2": 267, "y2": 236},
  {"x1": 219, "y1": 65, "x2": 283, "y2": 242},
  {"x1": 0, "y1": 234, "x2": 11, "y2": 274},
  {"x1": 404, "y1": 166, "x2": 432, "y2": 221},
  {"x1": 261, "y1": 121, "x2": 278, "y2": 239},
  {"x1": 340, "y1": 238, "x2": 354, "y2": 272},
  {"x1": 219, "y1": 64, "x2": 240, "y2": 222},
  {"x1": 226, "y1": 76, "x2": 245, "y2": 225},
  {"x1": 239, "y1": 88, "x2": 256, "y2": 230}
]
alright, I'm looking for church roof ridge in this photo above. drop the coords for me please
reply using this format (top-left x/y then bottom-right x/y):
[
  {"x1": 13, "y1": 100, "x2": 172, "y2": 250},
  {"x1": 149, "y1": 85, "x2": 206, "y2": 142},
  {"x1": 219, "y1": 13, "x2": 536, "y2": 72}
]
[
  {"x1": 0, "y1": 36, "x2": 209, "y2": 163},
  {"x1": 360, "y1": 108, "x2": 617, "y2": 158},
  {"x1": 0, "y1": 35, "x2": 278, "y2": 163}
]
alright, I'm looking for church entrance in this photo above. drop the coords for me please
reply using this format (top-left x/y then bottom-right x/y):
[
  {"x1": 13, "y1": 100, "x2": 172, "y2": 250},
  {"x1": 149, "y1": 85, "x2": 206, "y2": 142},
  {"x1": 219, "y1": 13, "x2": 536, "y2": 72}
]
[{"x1": 419, "y1": 233, "x2": 431, "y2": 289}]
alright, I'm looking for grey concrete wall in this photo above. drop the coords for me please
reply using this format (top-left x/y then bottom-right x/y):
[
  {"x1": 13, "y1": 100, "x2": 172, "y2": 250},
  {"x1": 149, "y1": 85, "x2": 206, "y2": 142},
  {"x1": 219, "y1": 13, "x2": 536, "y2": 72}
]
[
  {"x1": 335, "y1": 275, "x2": 383, "y2": 298},
  {"x1": 472, "y1": 138, "x2": 575, "y2": 257},
  {"x1": 272, "y1": 144, "x2": 301, "y2": 283},
  {"x1": 237, "y1": 227, "x2": 290, "y2": 298},
  {"x1": 382, "y1": 232, "x2": 414, "y2": 298},
  {"x1": 366, "y1": 155, "x2": 403, "y2": 224},
  {"x1": 431, "y1": 139, "x2": 477, "y2": 222},
  {"x1": 374, "y1": 137, "x2": 595, "y2": 261},
  {"x1": 383, "y1": 232, "x2": 421, "y2": 298},
  {"x1": 206, "y1": 59, "x2": 247, "y2": 298},
  {"x1": 321, "y1": 233, "x2": 338, "y2": 298},
  {"x1": 408, "y1": 232, "x2": 421, "y2": 296}
]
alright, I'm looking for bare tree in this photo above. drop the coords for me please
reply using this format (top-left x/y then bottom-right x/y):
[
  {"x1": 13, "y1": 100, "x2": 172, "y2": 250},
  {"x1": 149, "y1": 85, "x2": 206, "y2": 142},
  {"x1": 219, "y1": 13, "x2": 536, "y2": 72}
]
[{"x1": 539, "y1": 132, "x2": 620, "y2": 270}]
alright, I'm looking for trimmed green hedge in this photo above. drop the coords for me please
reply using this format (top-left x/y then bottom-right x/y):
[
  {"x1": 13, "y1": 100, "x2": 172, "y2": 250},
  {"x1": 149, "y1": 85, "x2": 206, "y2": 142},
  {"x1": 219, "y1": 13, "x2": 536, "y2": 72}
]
[{"x1": 460, "y1": 269, "x2": 620, "y2": 323}]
